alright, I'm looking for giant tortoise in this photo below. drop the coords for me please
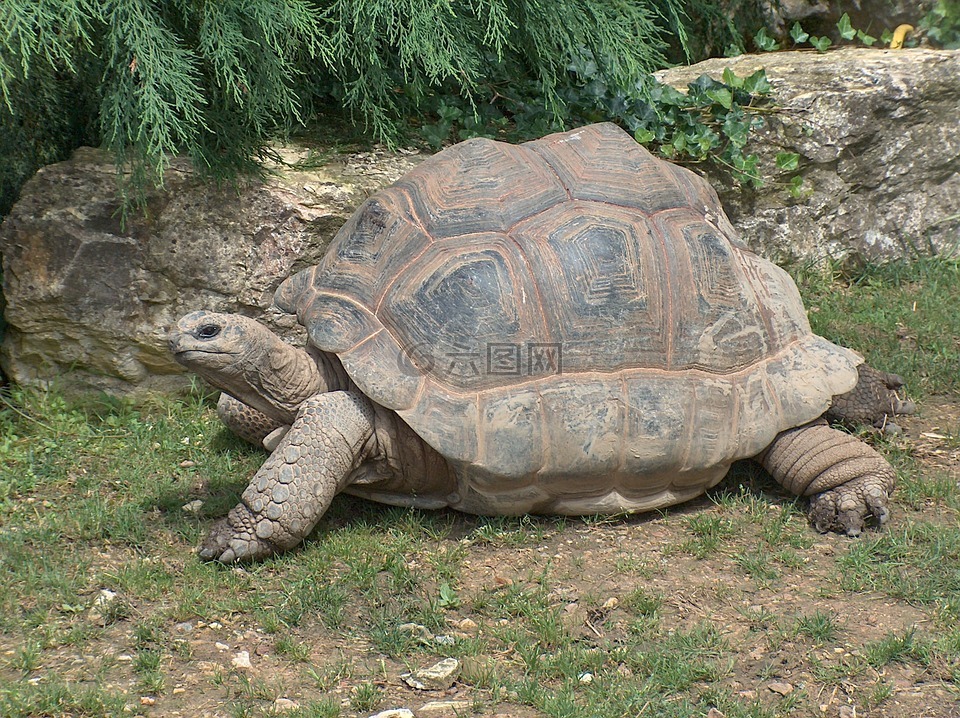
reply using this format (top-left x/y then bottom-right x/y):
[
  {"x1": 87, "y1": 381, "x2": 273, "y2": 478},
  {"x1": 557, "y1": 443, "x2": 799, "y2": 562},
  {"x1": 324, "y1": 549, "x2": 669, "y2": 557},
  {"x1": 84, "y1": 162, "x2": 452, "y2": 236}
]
[{"x1": 169, "y1": 123, "x2": 912, "y2": 562}]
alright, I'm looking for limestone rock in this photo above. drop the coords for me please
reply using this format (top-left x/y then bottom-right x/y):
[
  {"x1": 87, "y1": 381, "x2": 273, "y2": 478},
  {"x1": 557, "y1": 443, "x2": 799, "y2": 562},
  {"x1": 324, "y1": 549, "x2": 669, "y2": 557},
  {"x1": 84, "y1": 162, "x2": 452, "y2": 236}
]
[
  {"x1": 401, "y1": 658, "x2": 461, "y2": 691},
  {"x1": 0, "y1": 145, "x2": 423, "y2": 393},
  {"x1": 656, "y1": 48, "x2": 960, "y2": 264},
  {"x1": 759, "y1": 1, "x2": 935, "y2": 40}
]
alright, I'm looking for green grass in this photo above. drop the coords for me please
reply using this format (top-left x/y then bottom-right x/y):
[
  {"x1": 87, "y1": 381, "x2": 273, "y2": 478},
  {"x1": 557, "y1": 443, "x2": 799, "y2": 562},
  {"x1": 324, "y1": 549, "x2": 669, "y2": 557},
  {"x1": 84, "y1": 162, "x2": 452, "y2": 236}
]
[
  {"x1": 794, "y1": 256, "x2": 960, "y2": 396},
  {"x1": 0, "y1": 258, "x2": 958, "y2": 717}
]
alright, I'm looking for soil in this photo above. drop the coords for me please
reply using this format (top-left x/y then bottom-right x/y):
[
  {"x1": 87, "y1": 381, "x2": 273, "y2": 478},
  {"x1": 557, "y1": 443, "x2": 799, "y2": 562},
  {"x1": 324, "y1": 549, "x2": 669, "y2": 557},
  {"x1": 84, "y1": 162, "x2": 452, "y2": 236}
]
[{"x1": 5, "y1": 399, "x2": 959, "y2": 718}]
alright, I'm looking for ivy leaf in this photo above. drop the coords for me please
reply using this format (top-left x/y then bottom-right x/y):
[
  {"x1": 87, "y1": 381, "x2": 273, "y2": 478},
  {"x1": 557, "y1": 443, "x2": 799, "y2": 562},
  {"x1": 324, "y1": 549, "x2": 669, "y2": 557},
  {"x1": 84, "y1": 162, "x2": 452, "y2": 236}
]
[
  {"x1": 788, "y1": 175, "x2": 806, "y2": 198},
  {"x1": 753, "y1": 27, "x2": 780, "y2": 52},
  {"x1": 775, "y1": 152, "x2": 800, "y2": 171},
  {"x1": 856, "y1": 29, "x2": 878, "y2": 46},
  {"x1": 837, "y1": 13, "x2": 857, "y2": 40},
  {"x1": 810, "y1": 36, "x2": 833, "y2": 52},
  {"x1": 742, "y1": 70, "x2": 772, "y2": 95},
  {"x1": 790, "y1": 22, "x2": 809, "y2": 44},
  {"x1": 881, "y1": 28, "x2": 895, "y2": 45},
  {"x1": 722, "y1": 67, "x2": 743, "y2": 89},
  {"x1": 706, "y1": 88, "x2": 733, "y2": 110},
  {"x1": 634, "y1": 128, "x2": 655, "y2": 144}
]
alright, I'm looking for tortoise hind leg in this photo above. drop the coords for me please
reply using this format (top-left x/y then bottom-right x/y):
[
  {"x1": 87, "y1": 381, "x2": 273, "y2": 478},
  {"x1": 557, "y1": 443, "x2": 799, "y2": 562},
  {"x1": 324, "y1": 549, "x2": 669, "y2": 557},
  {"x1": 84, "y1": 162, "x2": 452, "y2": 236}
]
[
  {"x1": 759, "y1": 420, "x2": 896, "y2": 536},
  {"x1": 201, "y1": 391, "x2": 375, "y2": 562},
  {"x1": 826, "y1": 364, "x2": 916, "y2": 431}
]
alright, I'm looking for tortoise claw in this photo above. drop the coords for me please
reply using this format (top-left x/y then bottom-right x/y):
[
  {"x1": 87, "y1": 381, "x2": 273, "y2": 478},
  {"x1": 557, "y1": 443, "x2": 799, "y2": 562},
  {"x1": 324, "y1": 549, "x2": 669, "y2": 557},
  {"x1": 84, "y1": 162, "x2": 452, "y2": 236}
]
[
  {"x1": 199, "y1": 505, "x2": 278, "y2": 563},
  {"x1": 809, "y1": 473, "x2": 892, "y2": 536}
]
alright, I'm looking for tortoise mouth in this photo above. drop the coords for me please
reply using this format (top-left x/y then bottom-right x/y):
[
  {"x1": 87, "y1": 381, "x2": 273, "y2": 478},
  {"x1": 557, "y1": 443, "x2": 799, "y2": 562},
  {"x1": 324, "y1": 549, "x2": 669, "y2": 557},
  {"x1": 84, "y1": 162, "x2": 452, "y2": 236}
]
[{"x1": 171, "y1": 347, "x2": 236, "y2": 369}]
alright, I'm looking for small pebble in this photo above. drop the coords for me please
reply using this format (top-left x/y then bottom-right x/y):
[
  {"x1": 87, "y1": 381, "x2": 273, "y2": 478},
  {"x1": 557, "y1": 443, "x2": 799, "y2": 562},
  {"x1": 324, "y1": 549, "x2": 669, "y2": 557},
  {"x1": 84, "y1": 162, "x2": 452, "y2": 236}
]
[
  {"x1": 457, "y1": 618, "x2": 478, "y2": 634},
  {"x1": 179, "y1": 460, "x2": 196, "y2": 468},
  {"x1": 578, "y1": 672, "x2": 594, "y2": 685},
  {"x1": 273, "y1": 698, "x2": 300, "y2": 711},
  {"x1": 215, "y1": 642, "x2": 230, "y2": 651},
  {"x1": 182, "y1": 500, "x2": 204, "y2": 514},
  {"x1": 367, "y1": 711, "x2": 415, "y2": 718},
  {"x1": 231, "y1": 651, "x2": 252, "y2": 670},
  {"x1": 839, "y1": 707, "x2": 857, "y2": 718},
  {"x1": 768, "y1": 682, "x2": 794, "y2": 696},
  {"x1": 140, "y1": 697, "x2": 156, "y2": 706}
]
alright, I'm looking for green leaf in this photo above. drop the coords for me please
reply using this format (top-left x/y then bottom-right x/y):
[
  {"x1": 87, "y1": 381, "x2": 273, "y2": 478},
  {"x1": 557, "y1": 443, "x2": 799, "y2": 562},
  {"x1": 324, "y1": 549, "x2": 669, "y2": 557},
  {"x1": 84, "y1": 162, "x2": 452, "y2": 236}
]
[
  {"x1": 810, "y1": 35, "x2": 833, "y2": 52},
  {"x1": 438, "y1": 582, "x2": 460, "y2": 609},
  {"x1": 706, "y1": 88, "x2": 733, "y2": 110},
  {"x1": 856, "y1": 29, "x2": 878, "y2": 46},
  {"x1": 837, "y1": 13, "x2": 857, "y2": 40},
  {"x1": 788, "y1": 175, "x2": 806, "y2": 198},
  {"x1": 722, "y1": 67, "x2": 743, "y2": 89},
  {"x1": 775, "y1": 152, "x2": 800, "y2": 171},
  {"x1": 881, "y1": 28, "x2": 895, "y2": 44},
  {"x1": 790, "y1": 22, "x2": 810, "y2": 44},
  {"x1": 634, "y1": 128, "x2": 656, "y2": 144},
  {"x1": 742, "y1": 69, "x2": 772, "y2": 95},
  {"x1": 753, "y1": 27, "x2": 781, "y2": 52}
]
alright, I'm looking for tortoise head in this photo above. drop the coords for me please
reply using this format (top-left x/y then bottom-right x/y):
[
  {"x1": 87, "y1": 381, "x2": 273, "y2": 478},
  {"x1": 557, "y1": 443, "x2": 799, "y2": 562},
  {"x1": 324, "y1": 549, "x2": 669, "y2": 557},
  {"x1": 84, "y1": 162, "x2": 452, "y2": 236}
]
[
  {"x1": 169, "y1": 310, "x2": 265, "y2": 380},
  {"x1": 169, "y1": 310, "x2": 328, "y2": 422}
]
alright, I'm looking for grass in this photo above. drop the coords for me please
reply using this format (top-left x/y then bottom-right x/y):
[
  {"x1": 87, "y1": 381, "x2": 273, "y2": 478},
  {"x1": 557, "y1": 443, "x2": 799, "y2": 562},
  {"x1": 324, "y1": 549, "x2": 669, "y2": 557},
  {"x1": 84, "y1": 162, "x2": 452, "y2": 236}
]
[{"x1": 0, "y1": 258, "x2": 958, "y2": 716}]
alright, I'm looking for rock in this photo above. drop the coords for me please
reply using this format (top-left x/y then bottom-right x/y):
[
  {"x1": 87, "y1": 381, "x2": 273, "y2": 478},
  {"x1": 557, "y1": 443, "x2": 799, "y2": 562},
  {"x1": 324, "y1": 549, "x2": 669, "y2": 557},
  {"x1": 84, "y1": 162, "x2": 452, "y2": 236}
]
[
  {"x1": 231, "y1": 650, "x2": 252, "y2": 670},
  {"x1": 0, "y1": 145, "x2": 424, "y2": 393},
  {"x1": 272, "y1": 698, "x2": 300, "y2": 712},
  {"x1": 656, "y1": 48, "x2": 960, "y2": 264},
  {"x1": 87, "y1": 589, "x2": 121, "y2": 622},
  {"x1": 368, "y1": 711, "x2": 415, "y2": 718},
  {"x1": 768, "y1": 681, "x2": 794, "y2": 696},
  {"x1": 401, "y1": 658, "x2": 461, "y2": 691},
  {"x1": 838, "y1": 706, "x2": 857, "y2": 718},
  {"x1": 759, "y1": 0, "x2": 935, "y2": 40},
  {"x1": 455, "y1": 618, "x2": 478, "y2": 634},
  {"x1": 706, "y1": 709, "x2": 724, "y2": 718},
  {"x1": 398, "y1": 623, "x2": 433, "y2": 642},
  {"x1": 181, "y1": 500, "x2": 203, "y2": 514},
  {"x1": 578, "y1": 672, "x2": 594, "y2": 684}
]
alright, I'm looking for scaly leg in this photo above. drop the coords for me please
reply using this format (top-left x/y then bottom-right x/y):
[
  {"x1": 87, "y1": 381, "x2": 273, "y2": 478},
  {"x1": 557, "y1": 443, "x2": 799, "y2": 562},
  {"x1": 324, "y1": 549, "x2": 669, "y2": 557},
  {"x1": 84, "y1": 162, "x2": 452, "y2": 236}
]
[
  {"x1": 201, "y1": 391, "x2": 375, "y2": 562},
  {"x1": 759, "y1": 420, "x2": 896, "y2": 536},
  {"x1": 826, "y1": 364, "x2": 915, "y2": 431},
  {"x1": 216, "y1": 393, "x2": 286, "y2": 448}
]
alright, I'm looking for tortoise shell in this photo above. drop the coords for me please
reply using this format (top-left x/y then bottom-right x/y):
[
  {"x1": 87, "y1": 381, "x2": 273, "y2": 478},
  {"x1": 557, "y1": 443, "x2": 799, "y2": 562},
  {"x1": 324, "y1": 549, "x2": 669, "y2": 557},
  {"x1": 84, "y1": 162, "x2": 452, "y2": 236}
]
[{"x1": 276, "y1": 123, "x2": 859, "y2": 514}]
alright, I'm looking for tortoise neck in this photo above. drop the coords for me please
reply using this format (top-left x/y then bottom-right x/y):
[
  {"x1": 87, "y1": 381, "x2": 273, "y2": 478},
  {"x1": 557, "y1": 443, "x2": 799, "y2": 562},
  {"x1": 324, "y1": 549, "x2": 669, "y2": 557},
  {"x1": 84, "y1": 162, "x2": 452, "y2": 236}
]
[{"x1": 231, "y1": 331, "x2": 329, "y2": 424}]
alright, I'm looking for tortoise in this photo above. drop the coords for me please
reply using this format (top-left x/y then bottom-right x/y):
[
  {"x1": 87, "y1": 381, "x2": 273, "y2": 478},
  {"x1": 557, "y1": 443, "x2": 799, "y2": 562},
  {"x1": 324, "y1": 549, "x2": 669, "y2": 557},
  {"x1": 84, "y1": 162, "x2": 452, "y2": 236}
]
[{"x1": 169, "y1": 122, "x2": 913, "y2": 563}]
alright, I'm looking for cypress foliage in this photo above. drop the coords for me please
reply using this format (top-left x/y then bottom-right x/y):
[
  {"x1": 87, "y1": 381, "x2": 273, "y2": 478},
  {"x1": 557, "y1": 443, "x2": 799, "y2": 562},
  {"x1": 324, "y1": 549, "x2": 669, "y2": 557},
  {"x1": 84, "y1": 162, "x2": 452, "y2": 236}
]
[{"x1": 1, "y1": 0, "x2": 696, "y2": 212}]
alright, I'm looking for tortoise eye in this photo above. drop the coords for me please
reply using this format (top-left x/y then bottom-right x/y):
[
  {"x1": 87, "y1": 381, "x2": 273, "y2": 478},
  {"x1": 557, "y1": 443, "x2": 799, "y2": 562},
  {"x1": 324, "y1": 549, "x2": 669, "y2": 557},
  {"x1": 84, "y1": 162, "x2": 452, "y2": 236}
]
[{"x1": 197, "y1": 324, "x2": 221, "y2": 339}]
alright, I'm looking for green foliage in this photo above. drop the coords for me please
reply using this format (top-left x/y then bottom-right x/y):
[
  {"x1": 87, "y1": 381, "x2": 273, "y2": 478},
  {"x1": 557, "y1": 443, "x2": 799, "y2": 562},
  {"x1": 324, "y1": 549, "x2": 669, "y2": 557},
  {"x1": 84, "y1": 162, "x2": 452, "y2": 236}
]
[
  {"x1": 1, "y1": 0, "x2": 692, "y2": 213},
  {"x1": 921, "y1": 0, "x2": 960, "y2": 48}
]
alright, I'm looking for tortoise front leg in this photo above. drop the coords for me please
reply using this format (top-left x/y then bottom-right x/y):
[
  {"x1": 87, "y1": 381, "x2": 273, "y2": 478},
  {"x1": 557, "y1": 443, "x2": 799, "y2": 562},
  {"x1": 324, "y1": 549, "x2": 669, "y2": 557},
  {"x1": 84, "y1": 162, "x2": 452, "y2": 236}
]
[
  {"x1": 759, "y1": 420, "x2": 897, "y2": 536},
  {"x1": 201, "y1": 391, "x2": 375, "y2": 562}
]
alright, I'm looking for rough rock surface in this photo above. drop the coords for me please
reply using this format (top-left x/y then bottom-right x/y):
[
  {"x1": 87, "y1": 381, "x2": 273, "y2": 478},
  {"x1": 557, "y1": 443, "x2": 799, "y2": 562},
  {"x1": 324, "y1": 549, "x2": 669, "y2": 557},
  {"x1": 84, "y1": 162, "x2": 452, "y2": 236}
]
[
  {"x1": 0, "y1": 146, "x2": 423, "y2": 393},
  {"x1": 759, "y1": 0, "x2": 935, "y2": 40},
  {"x1": 656, "y1": 48, "x2": 960, "y2": 263}
]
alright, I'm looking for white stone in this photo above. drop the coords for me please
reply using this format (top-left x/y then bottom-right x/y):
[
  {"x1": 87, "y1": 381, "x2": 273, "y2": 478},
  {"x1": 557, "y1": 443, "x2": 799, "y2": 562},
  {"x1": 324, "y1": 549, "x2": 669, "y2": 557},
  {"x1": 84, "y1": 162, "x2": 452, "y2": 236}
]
[
  {"x1": 401, "y1": 658, "x2": 461, "y2": 691},
  {"x1": 231, "y1": 651, "x2": 252, "y2": 670}
]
